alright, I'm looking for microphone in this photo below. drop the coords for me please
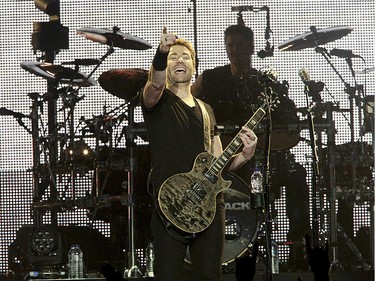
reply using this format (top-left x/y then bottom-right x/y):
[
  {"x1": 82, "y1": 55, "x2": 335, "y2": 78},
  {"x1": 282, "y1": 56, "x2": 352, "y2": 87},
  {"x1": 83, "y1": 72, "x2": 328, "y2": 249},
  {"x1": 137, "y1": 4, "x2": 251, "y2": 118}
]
[
  {"x1": 298, "y1": 68, "x2": 325, "y2": 96},
  {"x1": 257, "y1": 42, "x2": 274, "y2": 58},
  {"x1": 298, "y1": 68, "x2": 311, "y2": 84},
  {"x1": 257, "y1": 6, "x2": 274, "y2": 59},
  {"x1": 330, "y1": 48, "x2": 362, "y2": 59},
  {"x1": 62, "y1": 59, "x2": 100, "y2": 66}
]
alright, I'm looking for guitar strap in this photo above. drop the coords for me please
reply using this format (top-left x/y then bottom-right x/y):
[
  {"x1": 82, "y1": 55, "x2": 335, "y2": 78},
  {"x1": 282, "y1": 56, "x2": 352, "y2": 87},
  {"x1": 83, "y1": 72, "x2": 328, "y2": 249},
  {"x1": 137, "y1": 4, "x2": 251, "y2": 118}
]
[{"x1": 196, "y1": 99, "x2": 213, "y2": 153}]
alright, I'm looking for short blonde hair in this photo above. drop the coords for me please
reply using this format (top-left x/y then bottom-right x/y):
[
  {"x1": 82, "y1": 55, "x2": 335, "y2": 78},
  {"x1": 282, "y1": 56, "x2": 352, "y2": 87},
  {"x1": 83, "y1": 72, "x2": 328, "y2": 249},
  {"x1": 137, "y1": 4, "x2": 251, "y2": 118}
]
[{"x1": 171, "y1": 38, "x2": 196, "y2": 68}]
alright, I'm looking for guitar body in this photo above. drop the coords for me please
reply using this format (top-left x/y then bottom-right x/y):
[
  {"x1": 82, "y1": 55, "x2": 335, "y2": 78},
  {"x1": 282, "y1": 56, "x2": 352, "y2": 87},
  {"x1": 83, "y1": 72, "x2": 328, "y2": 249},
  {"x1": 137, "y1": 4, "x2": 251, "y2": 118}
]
[
  {"x1": 158, "y1": 152, "x2": 232, "y2": 234},
  {"x1": 157, "y1": 100, "x2": 270, "y2": 234}
]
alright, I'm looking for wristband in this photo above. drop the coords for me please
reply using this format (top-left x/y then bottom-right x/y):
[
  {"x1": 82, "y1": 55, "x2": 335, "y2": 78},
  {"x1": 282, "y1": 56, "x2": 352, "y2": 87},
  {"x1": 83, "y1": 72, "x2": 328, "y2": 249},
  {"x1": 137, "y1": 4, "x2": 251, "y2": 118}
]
[{"x1": 152, "y1": 46, "x2": 168, "y2": 71}]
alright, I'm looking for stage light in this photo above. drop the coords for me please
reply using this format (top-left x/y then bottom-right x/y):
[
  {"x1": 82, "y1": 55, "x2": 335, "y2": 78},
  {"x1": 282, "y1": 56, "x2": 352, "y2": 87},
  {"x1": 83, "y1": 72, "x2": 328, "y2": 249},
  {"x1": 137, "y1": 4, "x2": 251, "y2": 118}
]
[
  {"x1": 34, "y1": 0, "x2": 59, "y2": 17},
  {"x1": 32, "y1": 0, "x2": 69, "y2": 52},
  {"x1": 28, "y1": 226, "x2": 63, "y2": 266}
]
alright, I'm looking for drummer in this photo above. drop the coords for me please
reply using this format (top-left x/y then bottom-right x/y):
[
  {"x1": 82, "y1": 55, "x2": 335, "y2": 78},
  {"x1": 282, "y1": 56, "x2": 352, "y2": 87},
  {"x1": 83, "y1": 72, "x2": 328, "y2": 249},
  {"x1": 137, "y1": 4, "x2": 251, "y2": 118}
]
[{"x1": 192, "y1": 23, "x2": 311, "y2": 271}]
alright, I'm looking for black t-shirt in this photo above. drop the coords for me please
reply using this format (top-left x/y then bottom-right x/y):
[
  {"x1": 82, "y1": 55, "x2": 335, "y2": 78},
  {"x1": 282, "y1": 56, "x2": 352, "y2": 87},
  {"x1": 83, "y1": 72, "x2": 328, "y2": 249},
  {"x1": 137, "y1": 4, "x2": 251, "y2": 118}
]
[
  {"x1": 141, "y1": 89, "x2": 216, "y2": 192},
  {"x1": 200, "y1": 64, "x2": 299, "y2": 183},
  {"x1": 200, "y1": 65, "x2": 263, "y2": 127}
]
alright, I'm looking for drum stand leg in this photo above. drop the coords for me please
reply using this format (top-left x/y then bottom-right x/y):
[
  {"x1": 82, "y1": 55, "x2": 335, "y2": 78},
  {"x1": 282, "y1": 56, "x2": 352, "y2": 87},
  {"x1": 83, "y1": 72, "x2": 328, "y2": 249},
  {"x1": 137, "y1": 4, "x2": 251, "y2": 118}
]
[
  {"x1": 337, "y1": 223, "x2": 370, "y2": 270},
  {"x1": 123, "y1": 100, "x2": 142, "y2": 278},
  {"x1": 325, "y1": 102, "x2": 342, "y2": 270}
]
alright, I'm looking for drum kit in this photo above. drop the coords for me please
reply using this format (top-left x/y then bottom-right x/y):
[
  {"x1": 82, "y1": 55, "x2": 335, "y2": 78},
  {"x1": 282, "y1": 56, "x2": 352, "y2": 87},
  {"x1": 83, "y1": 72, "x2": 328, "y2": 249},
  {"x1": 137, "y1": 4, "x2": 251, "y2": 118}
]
[
  {"x1": 12, "y1": 23, "x2": 373, "y2": 274},
  {"x1": 20, "y1": 26, "x2": 154, "y2": 276},
  {"x1": 277, "y1": 25, "x2": 374, "y2": 269}
]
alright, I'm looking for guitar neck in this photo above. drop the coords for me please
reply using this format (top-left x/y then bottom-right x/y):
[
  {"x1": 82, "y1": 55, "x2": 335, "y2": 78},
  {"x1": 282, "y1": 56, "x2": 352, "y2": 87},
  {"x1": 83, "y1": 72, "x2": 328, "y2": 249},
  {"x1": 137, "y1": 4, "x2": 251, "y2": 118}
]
[{"x1": 209, "y1": 102, "x2": 268, "y2": 176}]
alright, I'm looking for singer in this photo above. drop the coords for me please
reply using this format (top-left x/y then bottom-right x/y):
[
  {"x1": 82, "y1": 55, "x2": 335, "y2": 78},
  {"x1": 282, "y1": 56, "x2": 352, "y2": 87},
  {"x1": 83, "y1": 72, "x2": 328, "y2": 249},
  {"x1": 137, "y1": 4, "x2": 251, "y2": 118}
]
[{"x1": 141, "y1": 27, "x2": 257, "y2": 281}]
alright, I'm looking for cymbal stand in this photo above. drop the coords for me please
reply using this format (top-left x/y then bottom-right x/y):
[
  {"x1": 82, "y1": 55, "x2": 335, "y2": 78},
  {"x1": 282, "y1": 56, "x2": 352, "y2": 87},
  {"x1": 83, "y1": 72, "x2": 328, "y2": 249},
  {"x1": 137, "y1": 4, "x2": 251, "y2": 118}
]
[
  {"x1": 313, "y1": 37, "x2": 364, "y2": 266},
  {"x1": 124, "y1": 97, "x2": 142, "y2": 277},
  {"x1": 325, "y1": 102, "x2": 341, "y2": 269},
  {"x1": 344, "y1": 58, "x2": 366, "y2": 192},
  {"x1": 61, "y1": 67, "x2": 83, "y2": 199},
  {"x1": 29, "y1": 92, "x2": 43, "y2": 228}
]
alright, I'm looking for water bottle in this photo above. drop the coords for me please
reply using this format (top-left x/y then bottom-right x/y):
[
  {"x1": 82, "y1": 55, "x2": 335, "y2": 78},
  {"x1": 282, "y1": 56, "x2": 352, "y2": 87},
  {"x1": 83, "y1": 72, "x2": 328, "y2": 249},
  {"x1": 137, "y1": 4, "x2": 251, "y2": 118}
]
[
  {"x1": 250, "y1": 168, "x2": 264, "y2": 208},
  {"x1": 271, "y1": 240, "x2": 279, "y2": 274},
  {"x1": 145, "y1": 242, "x2": 155, "y2": 277},
  {"x1": 68, "y1": 244, "x2": 84, "y2": 278}
]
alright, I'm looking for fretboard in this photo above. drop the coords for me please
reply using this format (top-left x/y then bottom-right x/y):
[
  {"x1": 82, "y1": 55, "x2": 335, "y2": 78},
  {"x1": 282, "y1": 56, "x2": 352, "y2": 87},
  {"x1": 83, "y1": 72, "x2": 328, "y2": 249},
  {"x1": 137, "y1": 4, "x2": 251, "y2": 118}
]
[{"x1": 208, "y1": 102, "x2": 268, "y2": 176}]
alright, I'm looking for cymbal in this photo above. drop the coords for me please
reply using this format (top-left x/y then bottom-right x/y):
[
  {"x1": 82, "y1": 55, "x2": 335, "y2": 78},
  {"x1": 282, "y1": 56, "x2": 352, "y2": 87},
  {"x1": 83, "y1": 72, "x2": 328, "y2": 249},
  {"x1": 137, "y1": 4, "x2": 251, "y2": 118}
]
[
  {"x1": 20, "y1": 61, "x2": 96, "y2": 87},
  {"x1": 356, "y1": 67, "x2": 375, "y2": 75},
  {"x1": 99, "y1": 68, "x2": 148, "y2": 100},
  {"x1": 77, "y1": 27, "x2": 152, "y2": 50},
  {"x1": 278, "y1": 26, "x2": 353, "y2": 51}
]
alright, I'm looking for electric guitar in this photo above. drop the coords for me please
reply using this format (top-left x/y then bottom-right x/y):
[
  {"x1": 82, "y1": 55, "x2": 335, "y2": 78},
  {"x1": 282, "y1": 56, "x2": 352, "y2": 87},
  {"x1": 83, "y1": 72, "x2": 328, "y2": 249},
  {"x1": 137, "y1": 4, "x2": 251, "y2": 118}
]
[{"x1": 157, "y1": 100, "x2": 271, "y2": 234}]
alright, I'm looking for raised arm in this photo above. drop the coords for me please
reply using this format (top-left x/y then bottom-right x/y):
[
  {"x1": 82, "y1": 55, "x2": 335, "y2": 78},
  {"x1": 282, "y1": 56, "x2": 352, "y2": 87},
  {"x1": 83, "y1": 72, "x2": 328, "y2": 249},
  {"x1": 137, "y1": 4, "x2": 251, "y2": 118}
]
[{"x1": 143, "y1": 27, "x2": 177, "y2": 109}]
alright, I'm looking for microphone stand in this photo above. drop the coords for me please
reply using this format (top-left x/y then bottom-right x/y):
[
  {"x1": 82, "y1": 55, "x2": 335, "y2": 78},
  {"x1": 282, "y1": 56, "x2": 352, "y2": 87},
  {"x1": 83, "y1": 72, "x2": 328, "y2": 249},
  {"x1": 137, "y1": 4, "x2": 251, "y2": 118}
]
[
  {"x1": 302, "y1": 84, "x2": 321, "y2": 248},
  {"x1": 261, "y1": 88, "x2": 274, "y2": 281}
]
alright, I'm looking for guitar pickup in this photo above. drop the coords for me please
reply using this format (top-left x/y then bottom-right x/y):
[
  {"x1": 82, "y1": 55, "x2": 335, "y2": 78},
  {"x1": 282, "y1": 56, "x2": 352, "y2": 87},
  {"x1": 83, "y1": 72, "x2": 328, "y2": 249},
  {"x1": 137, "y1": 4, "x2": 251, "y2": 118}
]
[{"x1": 204, "y1": 170, "x2": 217, "y2": 184}]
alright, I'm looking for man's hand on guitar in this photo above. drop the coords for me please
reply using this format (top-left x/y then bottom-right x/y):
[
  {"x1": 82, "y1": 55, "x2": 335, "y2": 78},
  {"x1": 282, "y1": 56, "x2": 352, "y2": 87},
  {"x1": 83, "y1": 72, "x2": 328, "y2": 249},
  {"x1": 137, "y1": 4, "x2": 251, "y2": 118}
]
[{"x1": 239, "y1": 126, "x2": 257, "y2": 160}]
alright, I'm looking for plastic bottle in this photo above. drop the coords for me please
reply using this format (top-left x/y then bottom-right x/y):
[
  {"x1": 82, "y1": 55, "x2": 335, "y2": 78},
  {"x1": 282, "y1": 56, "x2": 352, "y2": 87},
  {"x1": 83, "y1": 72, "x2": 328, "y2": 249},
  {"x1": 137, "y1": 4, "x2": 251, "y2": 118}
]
[
  {"x1": 145, "y1": 242, "x2": 155, "y2": 277},
  {"x1": 68, "y1": 244, "x2": 84, "y2": 278},
  {"x1": 271, "y1": 240, "x2": 279, "y2": 274},
  {"x1": 251, "y1": 168, "x2": 263, "y2": 193},
  {"x1": 250, "y1": 168, "x2": 264, "y2": 208}
]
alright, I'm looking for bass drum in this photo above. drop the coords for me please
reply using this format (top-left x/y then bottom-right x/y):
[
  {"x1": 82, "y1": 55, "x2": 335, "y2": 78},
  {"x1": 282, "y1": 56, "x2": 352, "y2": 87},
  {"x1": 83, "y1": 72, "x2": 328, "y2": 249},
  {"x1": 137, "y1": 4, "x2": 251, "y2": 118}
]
[
  {"x1": 184, "y1": 173, "x2": 259, "y2": 272},
  {"x1": 222, "y1": 173, "x2": 259, "y2": 271}
]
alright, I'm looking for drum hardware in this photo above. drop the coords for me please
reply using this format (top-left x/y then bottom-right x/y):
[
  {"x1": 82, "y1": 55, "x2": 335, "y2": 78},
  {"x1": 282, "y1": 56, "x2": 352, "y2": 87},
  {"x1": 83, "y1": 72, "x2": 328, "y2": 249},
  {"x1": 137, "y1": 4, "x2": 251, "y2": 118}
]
[
  {"x1": 21, "y1": 61, "x2": 97, "y2": 87},
  {"x1": 280, "y1": 24, "x2": 374, "y2": 269},
  {"x1": 0, "y1": 107, "x2": 32, "y2": 134},
  {"x1": 325, "y1": 102, "x2": 344, "y2": 270},
  {"x1": 356, "y1": 67, "x2": 375, "y2": 75},
  {"x1": 298, "y1": 68, "x2": 324, "y2": 248},
  {"x1": 278, "y1": 25, "x2": 353, "y2": 52},
  {"x1": 77, "y1": 26, "x2": 152, "y2": 50},
  {"x1": 99, "y1": 68, "x2": 148, "y2": 101},
  {"x1": 337, "y1": 223, "x2": 371, "y2": 270},
  {"x1": 363, "y1": 95, "x2": 374, "y2": 135},
  {"x1": 18, "y1": 16, "x2": 152, "y2": 272},
  {"x1": 122, "y1": 96, "x2": 145, "y2": 278},
  {"x1": 59, "y1": 139, "x2": 95, "y2": 172},
  {"x1": 32, "y1": 194, "x2": 131, "y2": 213}
]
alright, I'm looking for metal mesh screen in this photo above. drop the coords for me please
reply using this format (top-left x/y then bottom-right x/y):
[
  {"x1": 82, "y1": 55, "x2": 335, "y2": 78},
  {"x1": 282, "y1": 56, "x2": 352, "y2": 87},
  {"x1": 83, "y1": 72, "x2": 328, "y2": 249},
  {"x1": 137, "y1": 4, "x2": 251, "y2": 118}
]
[{"x1": 0, "y1": 0, "x2": 374, "y2": 275}]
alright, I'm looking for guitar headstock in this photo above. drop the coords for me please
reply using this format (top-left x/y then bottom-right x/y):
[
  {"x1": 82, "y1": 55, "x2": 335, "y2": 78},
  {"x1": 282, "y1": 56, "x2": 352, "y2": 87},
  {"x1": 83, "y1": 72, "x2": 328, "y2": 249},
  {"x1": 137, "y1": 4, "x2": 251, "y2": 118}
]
[
  {"x1": 257, "y1": 67, "x2": 285, "y2": 111},
  {"x1": 258, "y1": 89, "x2": 280, "y2": 112}
]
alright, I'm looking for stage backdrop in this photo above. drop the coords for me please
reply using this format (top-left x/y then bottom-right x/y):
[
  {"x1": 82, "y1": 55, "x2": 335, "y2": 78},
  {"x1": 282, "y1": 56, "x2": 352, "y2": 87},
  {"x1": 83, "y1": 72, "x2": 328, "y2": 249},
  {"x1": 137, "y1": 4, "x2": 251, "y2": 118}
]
[{"x1": 0, "y1": 0, "x2": 374, "y2": 274}]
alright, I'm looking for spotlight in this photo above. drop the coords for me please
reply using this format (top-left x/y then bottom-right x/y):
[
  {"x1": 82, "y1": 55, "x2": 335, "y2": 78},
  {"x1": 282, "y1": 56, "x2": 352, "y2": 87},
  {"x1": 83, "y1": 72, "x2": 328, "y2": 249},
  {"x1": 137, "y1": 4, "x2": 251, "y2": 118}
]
[
  {"x1": 32, "y1": 0, "x2": 69, "y2": 52},
  {"x1": 28, "y1": 226, "x2": 63, "y2": 266},
  {"x1": 34, "y1": 0, "x2": 59, "y2": 18}
]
